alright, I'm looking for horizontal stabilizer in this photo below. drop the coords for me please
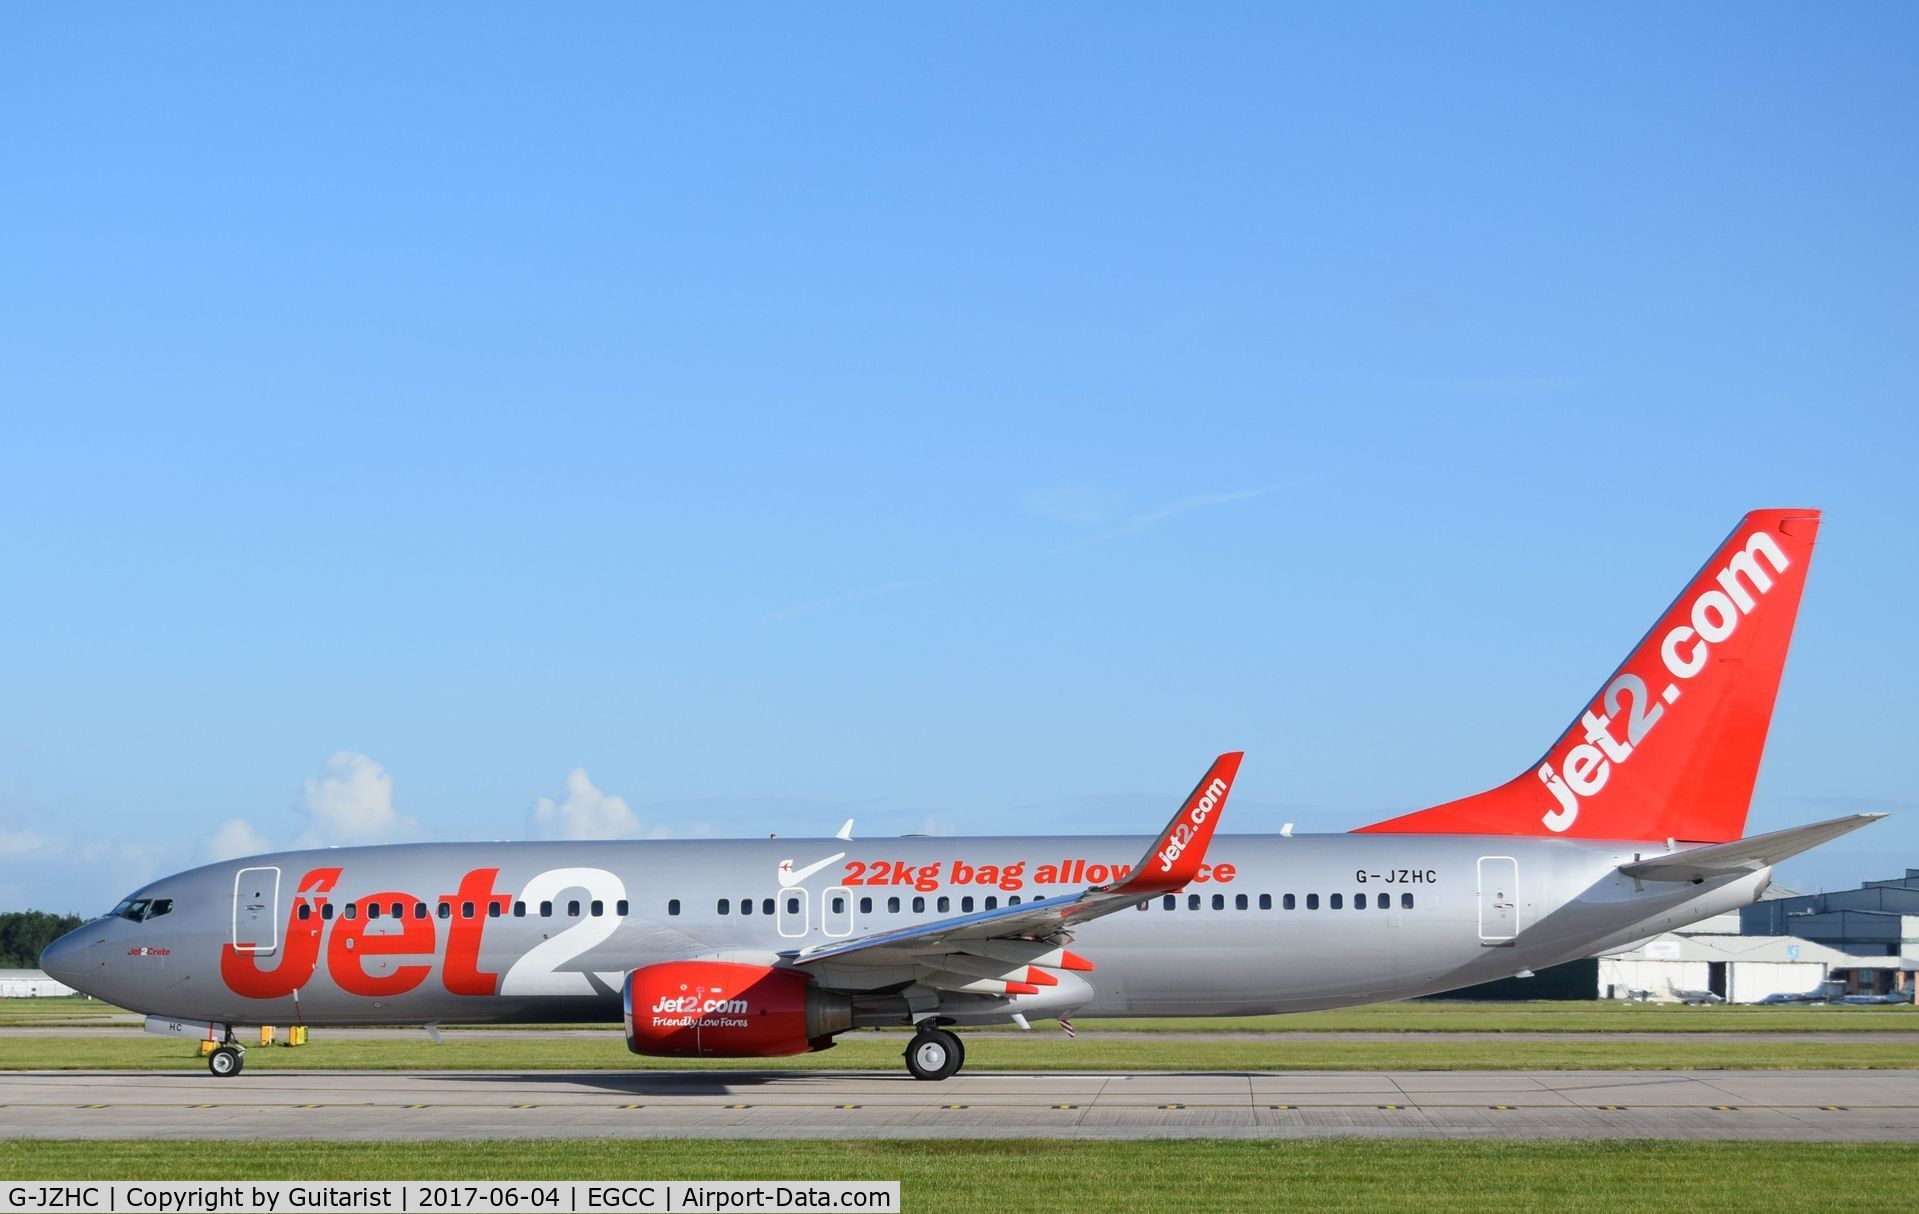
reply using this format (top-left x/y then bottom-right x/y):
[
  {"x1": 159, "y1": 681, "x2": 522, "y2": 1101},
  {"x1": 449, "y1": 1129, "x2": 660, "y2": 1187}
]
[{"x1": 1617, "y1": 813, "x2": 1886, "y2": 883}]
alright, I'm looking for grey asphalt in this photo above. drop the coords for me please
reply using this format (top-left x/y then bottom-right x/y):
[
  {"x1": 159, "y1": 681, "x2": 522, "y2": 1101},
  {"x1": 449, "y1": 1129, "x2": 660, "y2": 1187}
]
[{"x1": 3, "y1": 1068, "x2": 1916, "y2": 1140}]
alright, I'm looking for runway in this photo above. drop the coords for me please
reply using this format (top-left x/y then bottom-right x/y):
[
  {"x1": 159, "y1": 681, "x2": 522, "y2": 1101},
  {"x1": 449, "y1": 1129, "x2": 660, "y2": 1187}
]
[{"x1": 3, "y1": 1068, "x2": 1916, "y2": 1141}]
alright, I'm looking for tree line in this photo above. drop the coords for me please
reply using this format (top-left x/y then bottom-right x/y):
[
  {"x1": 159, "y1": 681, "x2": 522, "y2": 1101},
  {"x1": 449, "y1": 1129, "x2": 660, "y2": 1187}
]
[{"x1": 0, "y1": 911, "x2": 85, "y2": 970}]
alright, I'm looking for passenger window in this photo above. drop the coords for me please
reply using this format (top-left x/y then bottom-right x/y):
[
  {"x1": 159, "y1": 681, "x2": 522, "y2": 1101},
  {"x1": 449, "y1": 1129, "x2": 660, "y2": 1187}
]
[
  {"x1": 389, "y1": 901, "x2": 402, "y2": 919},
  {"x1": 1259, "y1": 894, "x2": 1272, "y2": 910},
  {"x1": 1009, "y1": 895, "x2": 1021, "y2": 905},
  {"x1": 1401, "y1": 893, "x2": 1414, "y2": 909},
  {"x1": 912, "y1": 896, "x2": 926, "y2": 913},
  {"x1": 512, "y1": 901, "x2": 526, "y2": 918},
  {"x1": 1356, "y1": 893, "x2": 1368, "y2": 910},
  {"x1": 616, "y1": 899, "x2": 629, "y2": 916},
  {"x1": 539, "y1": 901, "x2": 553, "y2": 918},
  {"x1": 1283, "y1": 894, "x2": 1295, "y2": 910},
  {"x1": 414, "y1": 903, "x2": 428, "y2": 920},
  {"x1": 437, "y1": 902, "x2": 450, "y2": 919},
  {"x1": 887, "y1": 896, "x2": 901, "y2": 913},
  {"x1": 984, "y1": 896, "x2": 998, "y2": 910},
  {"x1": 589, "y1": 900, "x2": 603, "y2": 917},
  {"x1": 936, "y1": 896, "x2": 950, "y2": 913},
  {"x1": 668, "y1": 899, "x2": 681, "y2": 916},
  {"x1": 785, "y1": 896, "x2": 800, "y2": 915},
  {"x1": 763, "y1": 898, "x2": 775, "y2": 915},
  {"x1": 832, "y1": 896, "x2": 847, "y2": 914},
  {"x1": 718, "y1": 899, "x2": 731, "y2": 915},
  {"x1": 1306, "y1": 894, "x2": 1319, "y2": 910},
  {"x1": 464, "y1": 901, "x2": 477, "y2": 919},
  {"x1": 960, "y1": 896, "x2": 973, "y2": 913},
  {"x1": 1330, "y1": 893, "x2": 1343, "y2": 909},
  {"x1": 321, "y1": 903, "x2": 335, "y2": 921},
  {"x1": 1187, "y1": 894, "x2": 1201, "y2": 910},
  {"x1": 1162, "y1": 894, "x2": 1176, "y2": 911},
  {"x1": 740, "y1": 898, "x2": 755, "y2": 916},
  {"x1": 344, "y1": 904, "x2": 359, "y2": 921},
  {"x1": 297, "y1": 904, "x2": 311, "y2": 921},
  {"x1": 488, "y1": 903, "x2": 502, "y2": 918},
  {"x1": 859, "y1": 897, "x2": 874, "y2": 914},
  {"x1": 1235, "y1": 894, "x2": 1248, "y2": 910},
  {"x1": 1212, "y1": 894, "x2": 1225, "y2": 910},
  {"x1": 1378, "y1": 897, "x2": 1390, "y2": 911},
  {"x1": 367, "y1": 903, "x2": 381, "y2": 920},
  {"x1": 565, "y1": 900, "x2": 579, "y2": 917}
]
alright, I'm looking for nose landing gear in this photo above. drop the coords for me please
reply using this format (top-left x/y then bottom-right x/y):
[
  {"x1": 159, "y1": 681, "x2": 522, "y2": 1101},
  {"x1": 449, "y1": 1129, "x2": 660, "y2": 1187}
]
[
  {"x1": 208, "y1": 1044, "x2": 245, "y2": 1076},
  {"x1": 903, "y1": 1026, "x2": 964, "y2": 1080}
]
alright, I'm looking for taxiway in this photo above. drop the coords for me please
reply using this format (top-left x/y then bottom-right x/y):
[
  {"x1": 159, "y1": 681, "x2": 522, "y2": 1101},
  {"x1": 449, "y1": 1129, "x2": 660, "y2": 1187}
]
[{"x1": 3, "y1": 1068, "x2": 1915, "y2": 1141}]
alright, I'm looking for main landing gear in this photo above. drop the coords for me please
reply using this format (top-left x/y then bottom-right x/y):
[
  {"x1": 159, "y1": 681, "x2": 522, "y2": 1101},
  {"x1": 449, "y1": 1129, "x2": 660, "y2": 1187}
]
[
  {"x1": 207, "y1": 1044, "x2": 245, "y2": 1077},
  {"x1": 904, "y1": 1026, "x2": 964, "y2": 1081}
]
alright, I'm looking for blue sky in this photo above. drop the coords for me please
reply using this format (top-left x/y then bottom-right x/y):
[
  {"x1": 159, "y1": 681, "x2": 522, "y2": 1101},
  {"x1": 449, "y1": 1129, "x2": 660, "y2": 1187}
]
[{"x1": 2, "y1": 5, "x2": 1914, "y2": 913}]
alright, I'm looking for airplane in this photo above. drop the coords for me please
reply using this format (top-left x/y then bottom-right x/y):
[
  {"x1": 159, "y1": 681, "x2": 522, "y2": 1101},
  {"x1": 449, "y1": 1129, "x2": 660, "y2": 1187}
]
[
  {"x1": 41, "y1": 507, "x2": 1884, "y2": 1080},
  {"x1": 1668, "y1": 985, "x2": 1726, "y2": 1006}
]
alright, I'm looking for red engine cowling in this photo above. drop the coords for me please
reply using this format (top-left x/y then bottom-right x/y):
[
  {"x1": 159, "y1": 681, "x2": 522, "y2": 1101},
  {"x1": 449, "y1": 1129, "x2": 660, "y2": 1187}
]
[{"x1": 623, "y1": 961, "x2": 853, "y2": 1058}]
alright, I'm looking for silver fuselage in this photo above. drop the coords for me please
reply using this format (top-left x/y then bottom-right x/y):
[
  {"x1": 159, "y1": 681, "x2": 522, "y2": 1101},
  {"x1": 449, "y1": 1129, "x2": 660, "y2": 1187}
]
[{"x1": 44, "y1": 832, "x2": 1763, "y2": 1028}]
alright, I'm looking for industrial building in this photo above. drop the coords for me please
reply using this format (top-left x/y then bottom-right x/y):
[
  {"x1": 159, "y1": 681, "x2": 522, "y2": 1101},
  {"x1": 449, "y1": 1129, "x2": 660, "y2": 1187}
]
[
  {"x1": 0, "y1": 969, "x2": 76, "y2": 998},
  {"x1": 1597, "y1": 869, "x2": 1919, "y2": 1003}
]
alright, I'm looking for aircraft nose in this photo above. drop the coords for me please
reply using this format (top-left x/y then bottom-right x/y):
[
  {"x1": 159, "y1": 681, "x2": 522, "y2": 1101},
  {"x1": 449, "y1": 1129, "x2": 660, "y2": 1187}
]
[{"x1": 38, "y1": 929, "x2": 89, "y2": 988}]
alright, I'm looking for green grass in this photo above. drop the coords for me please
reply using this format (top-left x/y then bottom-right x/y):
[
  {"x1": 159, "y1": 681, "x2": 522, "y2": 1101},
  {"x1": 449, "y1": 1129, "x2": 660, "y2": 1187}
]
[
  {"x1": 4, "y1": 1139, "x2": 1914, "y2": 1212},
  {"x1": 4, "y1": 1029, "x2": 1915, "y2": 1072},
  {"x1": 1075, "y1": 1000, "x2": 1919, "y2": 1033},
  {"x1": 0, "y1": 996, "x2": 129, "y2": 1026}
]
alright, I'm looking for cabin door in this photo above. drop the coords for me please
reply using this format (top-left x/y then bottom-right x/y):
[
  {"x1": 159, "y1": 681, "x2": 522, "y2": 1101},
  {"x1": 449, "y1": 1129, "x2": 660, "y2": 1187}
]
[
  {"x1": 1477, "y1": 856, "x2": 1518, "y2": 945},
  {"x1": 231, "y1": 866, "x2": 281, "y2": 955}
]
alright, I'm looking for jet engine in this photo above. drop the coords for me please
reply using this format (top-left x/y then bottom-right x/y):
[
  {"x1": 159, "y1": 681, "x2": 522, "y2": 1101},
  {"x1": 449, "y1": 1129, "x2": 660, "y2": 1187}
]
[{"x1": 623, "y1": 961, "x2": 852, "y2": 1058}]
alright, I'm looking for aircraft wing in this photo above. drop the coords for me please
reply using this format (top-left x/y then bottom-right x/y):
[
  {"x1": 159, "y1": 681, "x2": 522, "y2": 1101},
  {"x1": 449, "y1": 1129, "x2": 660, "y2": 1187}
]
[
  {"x1": 777, "y1": 752, "x2": 1243, "y2": 994},
  {"x1": 1617, "y1": 813, "x2": 1886, "y2": 883}
]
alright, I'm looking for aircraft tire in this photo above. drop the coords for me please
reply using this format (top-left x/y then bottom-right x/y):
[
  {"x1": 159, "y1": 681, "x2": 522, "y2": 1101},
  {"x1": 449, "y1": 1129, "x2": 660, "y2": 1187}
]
[
  {"x1": 208, "y1": 1046, "x2": 244, "y2": 1077},
  {"x1": 904, "y1": 1028, "x2": 962, "y2": 1081}
]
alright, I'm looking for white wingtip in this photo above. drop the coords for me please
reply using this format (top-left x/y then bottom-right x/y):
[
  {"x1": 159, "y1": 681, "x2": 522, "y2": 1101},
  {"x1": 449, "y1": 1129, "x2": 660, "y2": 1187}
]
[{"x1": 835, "y1": 818, "x2": 855, "y2": 841}]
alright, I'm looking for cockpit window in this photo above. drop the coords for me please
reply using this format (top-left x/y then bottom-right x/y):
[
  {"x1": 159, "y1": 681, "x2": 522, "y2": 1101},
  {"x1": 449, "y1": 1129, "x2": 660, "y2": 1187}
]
[{"x1": 108, "y1": 897, "x2": 172, "y2": 923}]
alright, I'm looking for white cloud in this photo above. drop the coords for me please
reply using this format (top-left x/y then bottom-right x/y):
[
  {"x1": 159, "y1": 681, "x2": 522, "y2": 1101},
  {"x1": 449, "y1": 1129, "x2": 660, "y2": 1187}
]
[
  {"x1": 530, "y1": 768, "x2": 645, "y2": 840},
  {"x1": 0, "y1": 827, "x2": 61, "y2": 857},
  {"x1": 294, "y1": 751, "x2": 419, "y2": 847},
  {"x1": 202, "y1": 817, "x2": 272, "y2": 862}
]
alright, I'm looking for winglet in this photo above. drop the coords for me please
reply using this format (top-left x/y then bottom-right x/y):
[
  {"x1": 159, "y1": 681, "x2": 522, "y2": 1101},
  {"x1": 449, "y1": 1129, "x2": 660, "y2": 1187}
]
[{"x1": 1102, "y1": 752, "x2": 1244, "y2": 897}]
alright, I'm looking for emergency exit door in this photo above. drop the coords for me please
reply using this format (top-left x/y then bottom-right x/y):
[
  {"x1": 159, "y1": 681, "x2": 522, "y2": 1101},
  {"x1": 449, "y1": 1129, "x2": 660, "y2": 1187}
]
[{"x1": 1477, "y1": 856, "x2": 1518, "y2": 945}]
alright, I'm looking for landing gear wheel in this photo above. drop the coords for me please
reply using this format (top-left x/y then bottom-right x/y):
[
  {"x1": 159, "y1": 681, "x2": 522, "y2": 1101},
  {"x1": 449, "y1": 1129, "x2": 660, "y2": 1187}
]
[
  {"x1": 208, "y1": 1046, "x2": 245, "y2": 1077},
  {"x1": 904, "y1": 1028, "x2": 963, "y2": 1081}
]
